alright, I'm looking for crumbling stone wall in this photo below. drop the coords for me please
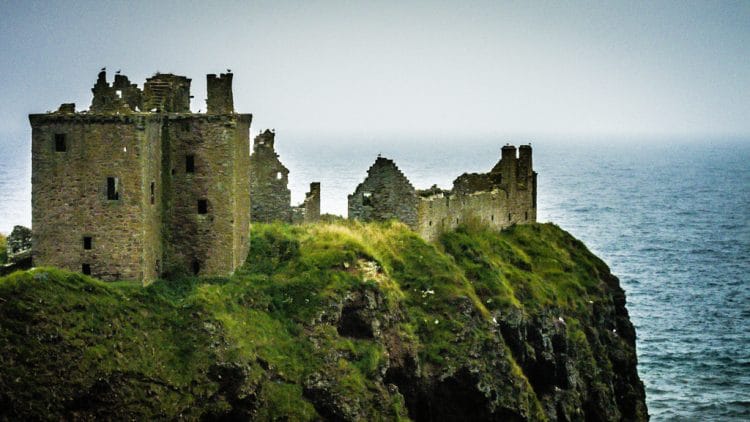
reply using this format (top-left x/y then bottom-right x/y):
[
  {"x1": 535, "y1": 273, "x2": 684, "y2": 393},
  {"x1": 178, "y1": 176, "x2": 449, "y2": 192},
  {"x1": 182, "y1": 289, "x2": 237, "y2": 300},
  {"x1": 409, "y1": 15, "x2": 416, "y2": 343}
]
[
  {"x1": 30, "y1": 70, "x2": 251, "y2": 283},
  {"x1": 248, "y1": 130, "x2": 292, "y2": 222},
  {"x1": 291, "y1": 182, "x2": 321, "y2": 224},
  {"x1": 349, "y1": 146, "x2": 537, "y2": 241},
  {"x1": 348, "y1": 157, "x2": 419, "y2": 228}
]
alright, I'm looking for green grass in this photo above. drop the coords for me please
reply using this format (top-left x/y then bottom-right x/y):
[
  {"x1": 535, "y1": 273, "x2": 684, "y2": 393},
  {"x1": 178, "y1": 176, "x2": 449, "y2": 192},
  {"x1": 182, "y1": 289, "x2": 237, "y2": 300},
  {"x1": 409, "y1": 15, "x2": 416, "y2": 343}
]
[{"x1": 0, "y1": 221, "x2": 630, "y2": 420}]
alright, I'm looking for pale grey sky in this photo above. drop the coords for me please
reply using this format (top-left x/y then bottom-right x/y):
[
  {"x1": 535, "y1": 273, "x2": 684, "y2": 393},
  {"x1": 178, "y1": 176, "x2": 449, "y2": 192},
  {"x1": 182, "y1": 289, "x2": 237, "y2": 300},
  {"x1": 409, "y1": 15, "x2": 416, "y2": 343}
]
[{"x1": 0, "y1": 0, "x2": 748, "y2": 140}]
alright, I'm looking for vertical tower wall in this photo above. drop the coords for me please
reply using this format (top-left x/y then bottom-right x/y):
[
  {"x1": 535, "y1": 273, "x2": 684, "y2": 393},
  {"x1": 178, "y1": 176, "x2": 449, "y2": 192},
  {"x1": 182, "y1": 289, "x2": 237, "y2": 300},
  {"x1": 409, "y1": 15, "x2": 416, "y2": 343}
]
[
  {"x1": 161, "y1": 114, "x2": 251, "y2": 277},
  {"x1": 207, "y1": 73, "x2": 234, "y2": 114},
  {"x1": 29, "y1": 115, "x2": 163, "y2": 281}
]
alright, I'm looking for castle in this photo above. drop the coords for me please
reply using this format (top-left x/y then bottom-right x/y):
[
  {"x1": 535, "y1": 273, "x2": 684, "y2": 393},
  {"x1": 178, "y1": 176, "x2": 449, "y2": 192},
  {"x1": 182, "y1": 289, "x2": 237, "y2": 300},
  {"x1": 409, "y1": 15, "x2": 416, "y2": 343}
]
[
  {"x1": 348, "y1": 145, "x2": 537, "y2": 241},
  {"x1": 30, "y1": 71, "x2": 251, "y2": 283},
  {"x1": 29, "y1": 70, "x2": 536, "y2": 283}
]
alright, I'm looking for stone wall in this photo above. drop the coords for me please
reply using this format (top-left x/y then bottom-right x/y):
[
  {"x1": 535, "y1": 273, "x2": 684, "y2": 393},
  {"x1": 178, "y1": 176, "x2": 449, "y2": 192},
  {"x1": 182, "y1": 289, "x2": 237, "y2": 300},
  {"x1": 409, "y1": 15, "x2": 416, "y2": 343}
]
[
  {"x1": 248, "y1": 130, "x2": 292, "y2": 222},
  {"x1": 30, "y1": 113, "x2": 163, "y2": 281},
  {"x1": 161, "y1": 114, "x2": 252, "y2": 277},
  {"x1": 291, "y1": 182, "x2": 321, "y2": 224},
  {"x1": 348, "y1": 147, "x2": 537, "y2": 242},
  {"x1": 347, "y1": 157, "x2": 419, "y2": 228}
]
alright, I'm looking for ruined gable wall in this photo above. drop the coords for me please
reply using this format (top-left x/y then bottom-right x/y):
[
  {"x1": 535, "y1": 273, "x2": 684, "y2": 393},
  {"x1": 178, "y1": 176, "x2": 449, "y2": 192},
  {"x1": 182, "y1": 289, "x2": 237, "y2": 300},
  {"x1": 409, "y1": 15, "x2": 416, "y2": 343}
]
[
  {"x1": 30, "y1": 114, "x2": 161, "y2": 281},
  {"x1": 348, "y1": 159, "x2": 419, "y2": 228},
  {"x1": 162, "y1": 115, "x2": 249, "y2": 277},
  {"x1": 248, "y1": 138, "x2": 292, "y2": 223}
]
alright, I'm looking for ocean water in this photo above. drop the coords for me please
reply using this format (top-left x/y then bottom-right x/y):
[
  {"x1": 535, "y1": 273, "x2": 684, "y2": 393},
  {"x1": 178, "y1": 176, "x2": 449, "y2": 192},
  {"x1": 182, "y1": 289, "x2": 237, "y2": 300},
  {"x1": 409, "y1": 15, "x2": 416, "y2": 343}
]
[{"x1": 1, "y1": 135, "x2": 748, "y2": 420}]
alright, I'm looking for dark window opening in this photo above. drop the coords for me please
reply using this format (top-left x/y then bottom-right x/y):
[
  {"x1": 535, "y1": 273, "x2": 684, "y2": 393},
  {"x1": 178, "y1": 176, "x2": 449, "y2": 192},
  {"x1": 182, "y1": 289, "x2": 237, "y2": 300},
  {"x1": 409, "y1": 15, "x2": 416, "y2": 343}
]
[
  {"x1": 491, "y1": 214, "x2": 494, "y2": 221},
  {"x1": 456, "y1": 218, "x2": 459, "y2": 224},
  {"x1": 192, "y1": 259, "x2": 200, "y2": 275},
  {"x1": 107, "y1": 177, "x2": 120, "y2": 200},
  {"x1": 198, "y1": 199, "x2": 208, "y2": 214},
  {"x1": 155, "y1": 259, "x2": 161, "y2": 275},
  {"x1": 362, "y1": 192, "x2": 372, "y2": 206},
  {"x1": 150, "y1": 182, "x2": 155, "y2": 204},
  {"x1": 55, "y1": 134, "x2": 66, "y2": 152},
  {"x1": 82, "y1": 263, "x2": 91, "y2": 275},
  {"x1": 186, "y1": 155, "x2": 195, "y2": 173},
  {"x1": 508, "y1": 213, "x2": 512, "y2": 222},
  {"x1": 171, "y1": 168, "x2": 176, "y2": 175},
  {"x1": 429, "y1": 220, "x2": 433, "y2": 226},
  {"x1": 83, "y1": 236, "x2": 92, "y2": 250},
  {"x1": 525, "y1": 211, "x2": 529, "y2": 221}
]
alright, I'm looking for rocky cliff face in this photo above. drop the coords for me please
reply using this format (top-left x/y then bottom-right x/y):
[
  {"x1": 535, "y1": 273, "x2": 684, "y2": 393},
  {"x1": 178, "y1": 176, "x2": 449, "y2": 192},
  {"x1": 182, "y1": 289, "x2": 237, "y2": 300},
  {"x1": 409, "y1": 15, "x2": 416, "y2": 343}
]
[{"x1": 0, "y1": 222, "x2": 647, "y2": 420}]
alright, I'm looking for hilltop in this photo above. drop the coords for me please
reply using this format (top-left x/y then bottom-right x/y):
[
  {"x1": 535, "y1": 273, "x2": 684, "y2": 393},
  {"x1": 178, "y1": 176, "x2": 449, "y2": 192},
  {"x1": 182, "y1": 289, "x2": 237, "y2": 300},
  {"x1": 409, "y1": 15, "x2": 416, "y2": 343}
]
[{"x1": 0, "y1": 222, "x2": 647, "y2": 420}]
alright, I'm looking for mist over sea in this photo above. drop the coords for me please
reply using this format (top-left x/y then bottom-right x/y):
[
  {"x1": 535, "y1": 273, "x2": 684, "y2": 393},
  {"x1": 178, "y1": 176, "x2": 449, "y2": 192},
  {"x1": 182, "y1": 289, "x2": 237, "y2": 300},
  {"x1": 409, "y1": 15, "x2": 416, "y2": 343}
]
[{"x1": 1, "y1": 135, "x2": 748, "y2": 420}]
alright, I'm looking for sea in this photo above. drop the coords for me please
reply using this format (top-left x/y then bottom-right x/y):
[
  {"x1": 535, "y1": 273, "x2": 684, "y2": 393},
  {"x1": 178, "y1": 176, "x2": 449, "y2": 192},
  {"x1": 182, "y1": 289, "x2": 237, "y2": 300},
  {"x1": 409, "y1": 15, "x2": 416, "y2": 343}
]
[{"x1": 1, "y1": 134, "x2": 748, "y2": 421}]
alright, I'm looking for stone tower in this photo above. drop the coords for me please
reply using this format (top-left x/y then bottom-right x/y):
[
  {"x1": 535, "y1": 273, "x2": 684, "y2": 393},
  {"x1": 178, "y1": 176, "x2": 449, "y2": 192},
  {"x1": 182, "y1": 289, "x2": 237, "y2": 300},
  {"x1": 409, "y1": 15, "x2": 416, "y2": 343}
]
[{"x1": 29, "y1": 70, "x2": 252, "y2": 283}]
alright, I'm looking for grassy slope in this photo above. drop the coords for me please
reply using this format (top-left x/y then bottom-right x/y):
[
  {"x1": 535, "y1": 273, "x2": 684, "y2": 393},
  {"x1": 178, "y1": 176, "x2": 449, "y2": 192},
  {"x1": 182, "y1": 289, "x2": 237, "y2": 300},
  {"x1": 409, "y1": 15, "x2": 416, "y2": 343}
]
[{"x1": 0, "y1": 221, "x2": 636, "y2": 420}]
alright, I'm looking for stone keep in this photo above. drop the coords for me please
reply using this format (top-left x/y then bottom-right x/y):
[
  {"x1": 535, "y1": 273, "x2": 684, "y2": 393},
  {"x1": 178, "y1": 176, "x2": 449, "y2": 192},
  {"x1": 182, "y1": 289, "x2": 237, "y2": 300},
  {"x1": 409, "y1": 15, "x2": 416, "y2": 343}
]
[
  {"x1": 29, "y1": 71, "x2": 252, "y2": 283},
  {"x1": 349, "y1": 145, "x2": 537, "y2": 241}
]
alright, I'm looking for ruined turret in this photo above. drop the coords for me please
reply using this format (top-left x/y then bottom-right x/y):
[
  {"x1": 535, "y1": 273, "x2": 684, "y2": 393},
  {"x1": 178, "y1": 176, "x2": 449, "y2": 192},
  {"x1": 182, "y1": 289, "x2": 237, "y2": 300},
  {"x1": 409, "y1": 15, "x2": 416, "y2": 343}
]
[{"x1": 206, "y1": 73, "x2": 234, "y2": 114}]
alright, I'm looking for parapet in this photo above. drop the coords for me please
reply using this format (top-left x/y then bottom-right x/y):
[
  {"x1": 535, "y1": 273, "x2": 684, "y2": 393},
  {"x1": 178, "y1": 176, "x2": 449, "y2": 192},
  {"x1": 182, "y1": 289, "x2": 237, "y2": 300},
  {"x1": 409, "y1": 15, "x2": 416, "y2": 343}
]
[
  {"x1": 207, "y1": 73, "x2": 234, "y2": 114},
  {"x1": 90, "y1": 70, "x2": 143, "y2": 113}
]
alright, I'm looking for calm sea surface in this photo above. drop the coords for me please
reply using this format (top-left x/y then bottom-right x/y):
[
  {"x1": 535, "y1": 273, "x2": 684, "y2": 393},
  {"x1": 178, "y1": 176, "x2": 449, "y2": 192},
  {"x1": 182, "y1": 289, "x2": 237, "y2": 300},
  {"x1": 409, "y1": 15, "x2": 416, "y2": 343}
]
[{"x1": 1, "y1": 135, "x2": 748, "y2": 420}]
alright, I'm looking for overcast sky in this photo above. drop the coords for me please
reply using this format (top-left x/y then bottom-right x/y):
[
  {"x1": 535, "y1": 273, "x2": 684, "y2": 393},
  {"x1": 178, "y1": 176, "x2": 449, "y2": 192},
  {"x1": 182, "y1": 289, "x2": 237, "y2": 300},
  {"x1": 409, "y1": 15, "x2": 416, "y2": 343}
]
[{"x1": 0, "y1": 0, "x2": 748, "y2": 140}]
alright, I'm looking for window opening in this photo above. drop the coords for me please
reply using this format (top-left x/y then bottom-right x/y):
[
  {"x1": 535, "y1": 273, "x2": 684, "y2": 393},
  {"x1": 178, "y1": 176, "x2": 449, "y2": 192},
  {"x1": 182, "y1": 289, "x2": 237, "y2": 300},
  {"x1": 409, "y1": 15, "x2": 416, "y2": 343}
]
[
  {"x1": 508, "y1": 213, "x2": 512, "y2": 222},
  {"x1": 115, "y1": 90, "x2": 122, "y2": 98},
  {"x1": 83, "y1": 236, "x2": 92, "y2": 250},
  {"x1": 186, "y1": 155, "x2": 195, "y2": 173},
  {"x1": 54, "y1": 134, "x2": 66, "y2": 152},
  {"x1": 82, "y1": 264, "x2": 91, "y2": 275},
  {"x1": 198, "y1": 199, "x2": 208, "y2": 214},
  {"x1": 107, "y1": 177, "x2": 120, "y2": 200},
  {"x1": 150, "y1": 182, "x2": 155, "y2": 204},
  {"x1": 276, "y1": 171, "x2": 283, "y2": 180},
  {"x1": 192, "y1": 260, "x2": 200, "y2": 275},
  {"x1": 362, "y1": 192, "x2": 372, "y2": 206}
]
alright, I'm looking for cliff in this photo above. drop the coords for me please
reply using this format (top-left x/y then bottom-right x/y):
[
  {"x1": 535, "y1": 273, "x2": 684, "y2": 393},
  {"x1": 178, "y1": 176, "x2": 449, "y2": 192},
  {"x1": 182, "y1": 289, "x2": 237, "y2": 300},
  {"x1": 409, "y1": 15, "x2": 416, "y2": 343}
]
[{"x1": 0, "y1": 222, "x2": 647, "y2": 421}]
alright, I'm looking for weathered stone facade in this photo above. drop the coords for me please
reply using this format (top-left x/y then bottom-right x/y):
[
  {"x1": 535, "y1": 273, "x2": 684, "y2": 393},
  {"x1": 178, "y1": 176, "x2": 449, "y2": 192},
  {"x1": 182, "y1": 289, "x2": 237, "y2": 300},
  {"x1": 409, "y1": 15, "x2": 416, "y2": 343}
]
[
  {"x1": 348, "y1": 157, "x2": 420, "y2": 228},
  {"x1": 30, "y1": 71, "x2": 251, "y2": 283},
  {"x1": 349, "y1": 146, "x2": 537, "y2": 241},
  {"x1": 291, "y1": 182, "x2": 321, "y2": 224},
  {"x1": 249, "y1": 130, "x2": 320, "y2": 224},
  {"x1": 248, "y1": 130, "x2": 292, "y2": 222}
]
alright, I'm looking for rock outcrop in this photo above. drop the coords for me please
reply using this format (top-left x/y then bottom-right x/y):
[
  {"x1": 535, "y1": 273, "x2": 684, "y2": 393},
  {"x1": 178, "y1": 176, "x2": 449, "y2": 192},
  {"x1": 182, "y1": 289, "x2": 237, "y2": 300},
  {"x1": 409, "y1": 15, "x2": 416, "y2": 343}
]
[{"x1": 0, "y1": 222, "x2": 647, "y2": 420}]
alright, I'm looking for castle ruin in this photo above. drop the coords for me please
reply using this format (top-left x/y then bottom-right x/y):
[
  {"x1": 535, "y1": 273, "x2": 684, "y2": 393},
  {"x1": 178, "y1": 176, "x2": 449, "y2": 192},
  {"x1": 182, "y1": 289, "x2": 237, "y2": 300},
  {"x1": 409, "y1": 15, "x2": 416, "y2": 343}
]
[
  {"x1": 30, "y1": 71, "x2": 251, "y2": 283},
  {"x1": 248, "y1": 129, "x2": 320, "y2": 224},
  {"x1": 348, "y1": 145, "x2": 537, "y2": 240},
  {"x1": 29, "y1": 70, "x2": 536, "y2": 283}
]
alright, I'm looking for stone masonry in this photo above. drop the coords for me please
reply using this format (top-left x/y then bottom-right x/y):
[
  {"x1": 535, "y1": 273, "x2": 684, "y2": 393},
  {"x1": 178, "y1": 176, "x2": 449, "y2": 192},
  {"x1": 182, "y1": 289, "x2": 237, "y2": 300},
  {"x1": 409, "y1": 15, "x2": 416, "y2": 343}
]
[
  {"x1": 30, "y1": 70, "x2": 251, "y2": 283},
  {"x1": 349, "y1": 146, "x2": 537, "y2": 241},
  {"x1": 348, "y1": 157, "x2": 420, "y2": 228},
  {"x1": 248, "y1": 130, "x2": 320, "y2": 224}
]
